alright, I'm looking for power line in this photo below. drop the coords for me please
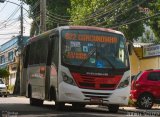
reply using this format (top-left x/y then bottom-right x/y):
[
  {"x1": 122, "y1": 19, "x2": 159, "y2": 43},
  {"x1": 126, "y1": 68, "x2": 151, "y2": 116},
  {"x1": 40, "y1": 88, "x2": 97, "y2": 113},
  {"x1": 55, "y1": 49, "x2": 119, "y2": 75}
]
[
  {"x1": 0, "y1": 32, "x2": 19, "y2": 35},
  {"x1": 47, "y1": 15, "x2": 68, "y2": 25},
  {"x1": 90, "y1": 0, "x2": 146, "y2": 27},
  {"x1": 0, "y1": 19, "x2": 19, "y2": 30},
  {"x1": 0, "y1": 0, "x2": 8, "y2": 12},
  {"x1": 86, "y1": 0, "x2": 124, "y2": 21},
  {"x1": 46, "y1": 0, "x2": 126, "y2": 25},
  {"x1": 87, "y1": 0, "x2": 127, "y2": 26},
  {"x1": 46, "y1": 13, "x2": 72, "y2": 23},
  {"x1": 0, "y1": 6, "x2": 20, "y2": 26},
  {"x1": 69, "y1": 0, "x2": 127, "y2": 25},
  {"x1": 107, "y1": 12, "x2": 160, "y2": 29},
  {"x1": 4, "y1": 0, "x2": 39, "y2": 32}
]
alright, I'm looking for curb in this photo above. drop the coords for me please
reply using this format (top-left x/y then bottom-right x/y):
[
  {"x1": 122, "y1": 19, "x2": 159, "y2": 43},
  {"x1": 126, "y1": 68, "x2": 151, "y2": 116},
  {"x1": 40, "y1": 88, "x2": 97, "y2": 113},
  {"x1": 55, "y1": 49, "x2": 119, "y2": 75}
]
[
  {"x1": 119, "y1": 107, "x2": 160, "y2": 116},
  {"x1": 119, "y1": 107, "x2": 160, "y2": 114}
]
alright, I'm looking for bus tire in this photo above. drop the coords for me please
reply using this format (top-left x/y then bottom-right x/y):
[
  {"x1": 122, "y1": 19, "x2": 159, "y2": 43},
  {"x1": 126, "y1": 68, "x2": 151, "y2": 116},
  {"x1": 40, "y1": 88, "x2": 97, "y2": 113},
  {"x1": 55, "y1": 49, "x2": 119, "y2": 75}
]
[
  {"x1": 50, "y1": 86, "x2": 56, "y2": 101},
  {"x1": 30, "y1": 98, "x2": 43, "y2": 106},
  {"x1": 55, "y1": 102, "x2": 65, "y2": 110},
  {"x1": 28, "y1": 84, "x2": 31, "y2": 98},
  {"x1": 72, "y1": 103, "x2": 85, "y2": 109},
  {"x1": 28, "y1": 85, "x2": 43, "y2": 106},
  {"x1": 108, "y1": 104, "x2": 119, "y2": 113}
]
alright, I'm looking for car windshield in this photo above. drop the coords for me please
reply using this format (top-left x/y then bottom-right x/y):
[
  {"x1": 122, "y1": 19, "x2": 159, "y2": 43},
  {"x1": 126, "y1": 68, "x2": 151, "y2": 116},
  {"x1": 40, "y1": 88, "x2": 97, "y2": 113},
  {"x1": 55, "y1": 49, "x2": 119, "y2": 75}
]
[
  {"x1": 61, "y1": 29, "x2": 129, "y2": 69},
  {"x1": 133, "y1": 71, "x2": 142, "y2": 81}
]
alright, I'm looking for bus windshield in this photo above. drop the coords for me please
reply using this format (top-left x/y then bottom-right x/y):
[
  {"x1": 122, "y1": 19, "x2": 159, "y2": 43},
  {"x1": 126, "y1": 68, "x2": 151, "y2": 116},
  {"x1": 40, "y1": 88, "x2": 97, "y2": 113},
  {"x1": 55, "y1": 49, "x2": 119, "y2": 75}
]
[{"x1": 61, "y1": 29, "x2": 129, "y2": 69}]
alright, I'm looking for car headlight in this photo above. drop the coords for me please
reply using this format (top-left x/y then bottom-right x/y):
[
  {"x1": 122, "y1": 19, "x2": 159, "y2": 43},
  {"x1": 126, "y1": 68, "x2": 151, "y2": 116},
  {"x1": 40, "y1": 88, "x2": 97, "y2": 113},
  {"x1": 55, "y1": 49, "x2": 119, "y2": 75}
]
[
  {"x1": 62, "y1": 72, "x2": 75, "y2": 85},
  {"x1": 117, "y1": 76, "x2": 130, "y2": 89}
]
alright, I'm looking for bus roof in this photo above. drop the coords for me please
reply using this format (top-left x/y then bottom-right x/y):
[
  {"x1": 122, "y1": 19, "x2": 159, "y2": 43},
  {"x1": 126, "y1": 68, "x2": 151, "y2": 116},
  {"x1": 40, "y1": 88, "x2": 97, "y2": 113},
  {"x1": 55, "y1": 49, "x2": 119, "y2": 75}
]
[
  {"x1": 59, "y1": 26, "x2": 124, "y2": 35},
  {"x1": 28, "y1": 26, "x2": 124, "y2": 44}
]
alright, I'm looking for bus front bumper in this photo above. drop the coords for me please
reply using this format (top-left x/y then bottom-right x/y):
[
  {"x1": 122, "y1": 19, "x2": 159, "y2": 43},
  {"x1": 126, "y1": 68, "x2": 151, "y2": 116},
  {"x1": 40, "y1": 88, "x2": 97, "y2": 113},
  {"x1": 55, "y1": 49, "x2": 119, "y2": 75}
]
[{"x1": 58, "y1": 82, "x2": 130, "y2": 105}]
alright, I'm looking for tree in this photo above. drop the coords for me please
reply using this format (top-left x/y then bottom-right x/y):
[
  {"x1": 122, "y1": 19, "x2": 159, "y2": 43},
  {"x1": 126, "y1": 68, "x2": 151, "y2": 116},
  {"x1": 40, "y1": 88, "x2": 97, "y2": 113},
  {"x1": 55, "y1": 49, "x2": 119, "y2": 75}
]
[
  {"x1": 68, "y1": 0, "x2": 145, "y2": 41},
  {"x1": 23, "y1": 0, "x2": 71, "y2": 36},
  {"x1": 0, "y1": 69, "x2": 9, "y2": 78},
  {"x1": 24, "y1": 0, "x2": 160, "y2": 42},
  {"x1": 145, "y1": 0, "x2": 160, "y2": 43}
]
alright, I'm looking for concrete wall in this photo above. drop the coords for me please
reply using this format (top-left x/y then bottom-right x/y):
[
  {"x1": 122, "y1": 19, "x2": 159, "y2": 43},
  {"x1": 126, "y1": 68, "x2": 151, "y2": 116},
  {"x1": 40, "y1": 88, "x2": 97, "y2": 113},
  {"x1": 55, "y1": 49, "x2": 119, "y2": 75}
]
[
  {"x1": 129, "y1": 50, "x2": 140, "y2": 75},
  {"x1": 140, "y1": 57, "x2": 160, "y2": 70},
  {"x1": 130, "y1": 49, "x2": 160, "y2": 76}
]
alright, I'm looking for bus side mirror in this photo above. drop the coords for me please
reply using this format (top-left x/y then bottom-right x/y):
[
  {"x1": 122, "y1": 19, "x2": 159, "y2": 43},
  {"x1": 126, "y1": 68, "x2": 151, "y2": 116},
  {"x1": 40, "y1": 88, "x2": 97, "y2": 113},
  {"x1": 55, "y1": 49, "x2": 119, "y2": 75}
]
[{"x1": 128, "y1": 44, "x2": 132, "y2": 55}]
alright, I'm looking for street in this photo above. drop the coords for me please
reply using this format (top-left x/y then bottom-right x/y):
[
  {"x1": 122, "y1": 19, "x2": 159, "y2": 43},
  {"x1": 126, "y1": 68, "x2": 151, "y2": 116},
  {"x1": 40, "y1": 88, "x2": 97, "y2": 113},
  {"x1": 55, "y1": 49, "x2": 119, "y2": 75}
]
[
  {"x1": 1, "y1": 1, "x2": 160, "y2": 117},
  {"x1": 0, "y1": 95, "x2": 127, "y2": 117},
  {"x1": 0, "y1": 95, "x2": 160, "y2": 117}
]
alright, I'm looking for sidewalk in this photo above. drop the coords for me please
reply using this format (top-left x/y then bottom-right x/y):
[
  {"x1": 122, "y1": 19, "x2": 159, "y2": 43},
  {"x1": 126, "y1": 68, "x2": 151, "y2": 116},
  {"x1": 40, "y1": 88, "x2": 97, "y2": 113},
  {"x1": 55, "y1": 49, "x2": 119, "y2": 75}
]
[{"x1": 119, "y1": 105, "x2": 160, "y2": 112}]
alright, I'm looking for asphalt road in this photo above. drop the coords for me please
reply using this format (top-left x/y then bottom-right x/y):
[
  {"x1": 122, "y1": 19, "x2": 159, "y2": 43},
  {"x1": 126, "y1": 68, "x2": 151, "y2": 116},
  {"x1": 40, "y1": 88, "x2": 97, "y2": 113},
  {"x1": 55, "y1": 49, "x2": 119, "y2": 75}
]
[{"x1": 0, "y1": 95, "x2": 159, "y2": 117}]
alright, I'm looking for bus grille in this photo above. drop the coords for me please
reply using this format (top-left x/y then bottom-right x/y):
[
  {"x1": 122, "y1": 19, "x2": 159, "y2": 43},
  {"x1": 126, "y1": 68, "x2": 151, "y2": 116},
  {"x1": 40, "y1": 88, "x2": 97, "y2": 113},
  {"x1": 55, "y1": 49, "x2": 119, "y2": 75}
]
[
  {"x1": 82, "y1": 91, "x2": 112, "y2": 98},
  {"x1": 72, "y1": 73, "x2": 122, "y2": 90}
]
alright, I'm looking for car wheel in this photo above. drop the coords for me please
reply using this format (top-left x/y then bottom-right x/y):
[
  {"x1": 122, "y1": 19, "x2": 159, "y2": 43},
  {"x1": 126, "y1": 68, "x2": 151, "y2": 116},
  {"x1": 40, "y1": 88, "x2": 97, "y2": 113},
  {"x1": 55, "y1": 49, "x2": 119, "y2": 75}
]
[
  {"x1": 4, "y1": 95, "x2": 7, "y2": 97},
  {"x1": 137, "y1": 94, "x2": 153, "y2": 109},
  {"x1": 108, "y1": 104, "x2": 119, "y2": 113}
]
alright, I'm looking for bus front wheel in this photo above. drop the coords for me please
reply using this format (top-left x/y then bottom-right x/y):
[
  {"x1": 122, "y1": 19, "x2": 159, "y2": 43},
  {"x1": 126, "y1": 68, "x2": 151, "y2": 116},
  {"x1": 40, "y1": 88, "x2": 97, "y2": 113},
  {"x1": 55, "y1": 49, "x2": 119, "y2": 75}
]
[
  {"x1": 108, "y1": 104, "x2": 119, "y2": 113},
  {"x1": 55, "y1": 102, "x2": 65, "y2": 110},
  {"x1": 72, "y1": 103, "x2": 85, "y2": 109}
]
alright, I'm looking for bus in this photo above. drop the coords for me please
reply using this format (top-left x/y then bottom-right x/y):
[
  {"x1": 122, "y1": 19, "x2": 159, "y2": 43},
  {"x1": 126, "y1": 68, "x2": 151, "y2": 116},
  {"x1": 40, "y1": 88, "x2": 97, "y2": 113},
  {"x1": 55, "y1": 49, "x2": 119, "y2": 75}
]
[{"x1": 23, "y1": 26, "x2": 131, "y2": 112}]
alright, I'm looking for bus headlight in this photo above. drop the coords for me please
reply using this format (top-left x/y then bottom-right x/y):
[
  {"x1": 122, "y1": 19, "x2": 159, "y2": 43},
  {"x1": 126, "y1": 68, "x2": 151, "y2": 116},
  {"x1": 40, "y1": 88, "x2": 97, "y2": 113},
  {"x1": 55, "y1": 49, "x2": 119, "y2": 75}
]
[
  {"x1": 62, "y1": 72, "x2": 75, "y2": 85},
  {"x1": 117, "y1": 76, "x2": 130, "y2": 89}
]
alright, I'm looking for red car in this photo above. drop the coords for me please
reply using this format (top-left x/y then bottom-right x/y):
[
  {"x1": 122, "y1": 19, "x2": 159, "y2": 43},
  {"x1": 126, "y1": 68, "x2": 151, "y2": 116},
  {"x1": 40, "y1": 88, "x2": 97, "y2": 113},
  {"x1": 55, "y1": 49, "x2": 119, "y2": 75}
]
[{"x1": 130, "y1": 69, "x2": 160, "y2": 109}]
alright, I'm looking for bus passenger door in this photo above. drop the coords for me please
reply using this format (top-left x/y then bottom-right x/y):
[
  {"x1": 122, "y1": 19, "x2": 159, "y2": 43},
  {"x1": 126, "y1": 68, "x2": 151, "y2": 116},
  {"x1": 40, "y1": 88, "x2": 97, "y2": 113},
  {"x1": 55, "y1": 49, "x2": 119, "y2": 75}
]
[{"x1": 46, "y1": 34, "x2": 59, "y2": 101}]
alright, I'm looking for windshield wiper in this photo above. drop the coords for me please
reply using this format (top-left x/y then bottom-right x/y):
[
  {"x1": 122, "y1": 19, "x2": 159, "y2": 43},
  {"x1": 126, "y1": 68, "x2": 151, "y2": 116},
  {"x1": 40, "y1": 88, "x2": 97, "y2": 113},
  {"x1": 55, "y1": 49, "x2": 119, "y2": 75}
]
[
  {"x1": 80, "y1": 48, "x2": 96, "y2": 66},
  {"x1": 101, "y1": 55, "x2": 116, "y2": 69}
]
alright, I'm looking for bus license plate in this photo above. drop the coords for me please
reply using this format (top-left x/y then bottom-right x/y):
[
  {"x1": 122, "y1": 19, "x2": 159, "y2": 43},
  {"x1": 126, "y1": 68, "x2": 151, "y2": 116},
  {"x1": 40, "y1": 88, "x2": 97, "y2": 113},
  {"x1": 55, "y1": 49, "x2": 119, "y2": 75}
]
[{"x1": 90, "y1": 98, "x2": 103, "y2": 103}]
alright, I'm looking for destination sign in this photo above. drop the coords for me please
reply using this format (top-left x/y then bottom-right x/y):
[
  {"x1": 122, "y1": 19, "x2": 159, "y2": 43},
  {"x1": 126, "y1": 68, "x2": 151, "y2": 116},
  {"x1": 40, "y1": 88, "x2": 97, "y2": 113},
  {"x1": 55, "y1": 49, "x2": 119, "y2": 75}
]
[
  {"x1": 65, "y1": 33, "x2": 118, "y2": 43},
  {"x1": 66, "y1": 52, "x2": 87, "y2": 60}
]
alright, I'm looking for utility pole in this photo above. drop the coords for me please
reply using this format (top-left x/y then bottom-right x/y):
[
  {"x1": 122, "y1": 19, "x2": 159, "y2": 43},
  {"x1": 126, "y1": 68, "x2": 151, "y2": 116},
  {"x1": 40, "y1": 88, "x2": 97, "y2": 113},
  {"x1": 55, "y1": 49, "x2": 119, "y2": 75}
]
[
  {"x1": 20, "y1": 2, "x2": 23, "y2": 39},
  {"x1": 40, "y1": 0, "x2": 46, "y2": 33},
  {"x1": 14, "y1": 1, "x2": 24, "y2": 95},
  {"x1": 20, "y1": 1, "x2": 24, "y2": 95}
]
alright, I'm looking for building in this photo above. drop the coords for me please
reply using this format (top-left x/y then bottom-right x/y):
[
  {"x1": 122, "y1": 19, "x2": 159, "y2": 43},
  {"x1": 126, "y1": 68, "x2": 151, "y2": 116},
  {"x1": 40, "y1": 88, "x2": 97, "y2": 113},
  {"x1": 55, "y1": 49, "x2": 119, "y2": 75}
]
[
  {"x1": 130, "y1": 43, "x2": 160, "y2": 75},
  {"x1": 0, "y1": 36, "x2": 29, "y2": 90}
]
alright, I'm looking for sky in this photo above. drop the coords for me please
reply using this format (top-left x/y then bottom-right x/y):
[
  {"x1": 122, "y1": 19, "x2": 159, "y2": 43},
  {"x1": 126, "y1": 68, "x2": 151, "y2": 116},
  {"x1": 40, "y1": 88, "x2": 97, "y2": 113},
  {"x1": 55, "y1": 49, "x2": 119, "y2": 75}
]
[{"x1": 0, "y1": 0, "x2": 32, "y2": 45}]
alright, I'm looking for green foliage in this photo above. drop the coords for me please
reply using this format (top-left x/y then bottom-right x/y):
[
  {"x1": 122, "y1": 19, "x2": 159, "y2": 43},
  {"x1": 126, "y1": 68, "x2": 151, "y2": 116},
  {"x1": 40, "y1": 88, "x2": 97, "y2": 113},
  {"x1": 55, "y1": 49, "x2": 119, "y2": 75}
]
[
  {"x1": 68, "y1": 0, "x2": 145, "y2": 41},
  {"x1": 23, "y1": 0, "x2": 70, "y2": 36},
  {"x1": 0, "y1": 69, "x2": 10, "y2": 78},
  {"x1": 8, "y1": 85, "x2": 14, "y2": 92},
  {"x1": 128, "y1": 98, "x2": 135, "y2": 107},
  {"x1": 142, "y1": 0, "x2": 160, "y2": 43},
  {"x1": 68, "y1": 0, "x2": 105, "y2": 25},
  {"x1": 24, "y1": 0, "x2": 160, "y2": 42}
]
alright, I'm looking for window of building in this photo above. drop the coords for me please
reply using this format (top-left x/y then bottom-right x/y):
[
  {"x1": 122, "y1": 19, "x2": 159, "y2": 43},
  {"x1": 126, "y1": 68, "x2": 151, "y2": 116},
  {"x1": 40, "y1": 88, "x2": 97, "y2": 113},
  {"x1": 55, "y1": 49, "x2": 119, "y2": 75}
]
[
  {"x1": 8, "y1": 51, "x2": 14, "y2": 61},
  {"x1": 0, "y1": 55, "x2": 5, "y2": 64}
]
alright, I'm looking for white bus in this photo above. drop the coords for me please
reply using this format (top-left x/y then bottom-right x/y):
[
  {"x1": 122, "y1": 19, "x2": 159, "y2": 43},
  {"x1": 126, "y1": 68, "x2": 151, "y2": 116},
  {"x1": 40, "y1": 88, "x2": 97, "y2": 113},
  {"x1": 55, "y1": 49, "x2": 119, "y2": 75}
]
[{"x1": 23, "y1": 26, "x2": 131, "y2": 112}]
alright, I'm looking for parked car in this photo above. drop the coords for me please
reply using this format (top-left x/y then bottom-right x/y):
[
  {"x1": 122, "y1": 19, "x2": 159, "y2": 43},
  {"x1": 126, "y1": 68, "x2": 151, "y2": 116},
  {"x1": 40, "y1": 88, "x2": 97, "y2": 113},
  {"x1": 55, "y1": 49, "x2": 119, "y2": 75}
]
[
  {"x1": 130, "y1": 69, "x2": 160, "y2": 109},
  {"x1": 0, "y1": 78, "x2": 8, "y2": 97}
]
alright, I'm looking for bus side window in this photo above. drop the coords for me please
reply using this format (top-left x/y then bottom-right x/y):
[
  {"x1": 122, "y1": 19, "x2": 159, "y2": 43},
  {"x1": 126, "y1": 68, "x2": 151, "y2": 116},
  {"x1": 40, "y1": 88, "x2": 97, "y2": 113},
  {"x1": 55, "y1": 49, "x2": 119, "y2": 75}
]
[
  {"x1": 28, "y1": 42, "x2": 37, "y2": 65},
  {"x1": 38, "y1": 39, "x2": 49, "y2": 64},
  {"x1": 28, "y1": 39, "x2": 49, "y2": 65}
]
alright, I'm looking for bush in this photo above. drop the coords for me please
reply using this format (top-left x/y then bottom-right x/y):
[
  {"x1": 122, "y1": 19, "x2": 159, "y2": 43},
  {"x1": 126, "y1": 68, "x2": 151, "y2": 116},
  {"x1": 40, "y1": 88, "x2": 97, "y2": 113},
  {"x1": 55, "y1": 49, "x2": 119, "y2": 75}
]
[
  {"x1": 0, "y1": 68, "x2": 9, "y2": 78},
  {"x1": 8, "y1": 85, "x2": 14, "y2": 94},
  {"x1": 128, "y1": 98, "x2": 135, "y2": 107}
]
